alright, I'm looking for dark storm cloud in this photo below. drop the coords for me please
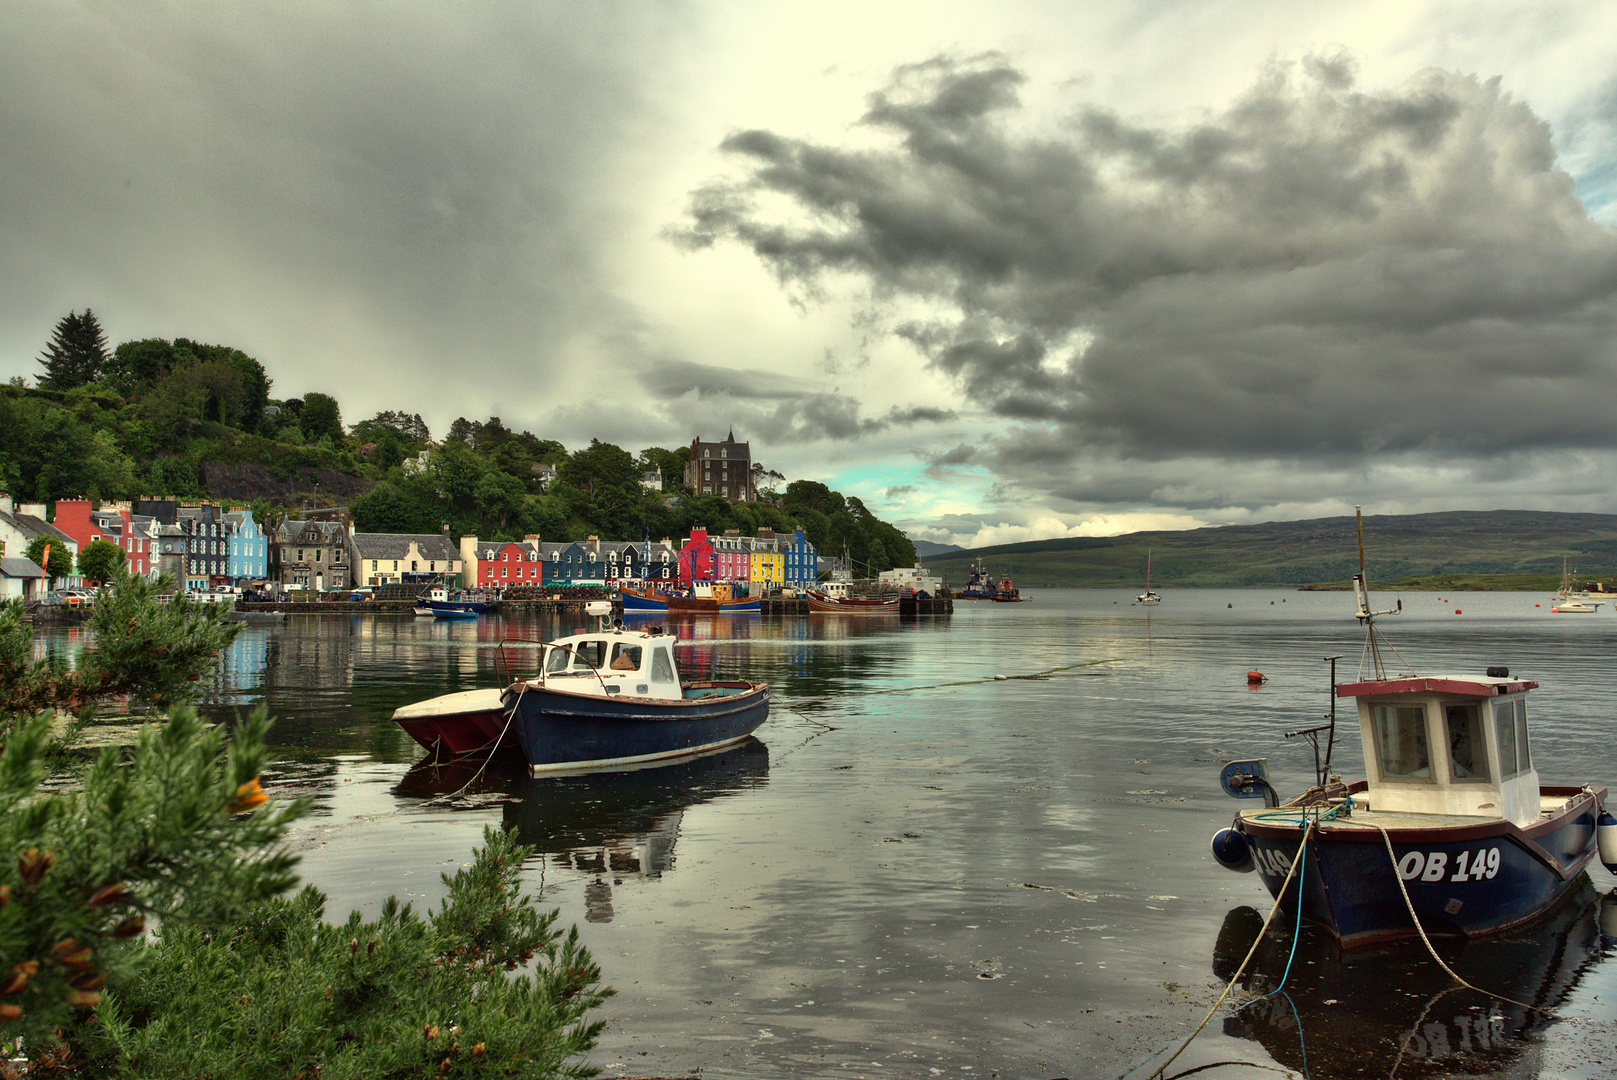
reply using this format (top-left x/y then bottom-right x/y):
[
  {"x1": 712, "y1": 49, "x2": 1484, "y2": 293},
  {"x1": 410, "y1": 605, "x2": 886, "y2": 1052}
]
[
  {"x1": 677, "y1": 52, "x2": 1617, "y2": 491},
  {"x1": 0, "y1": 3, "x2": 689, "y2": 417}
]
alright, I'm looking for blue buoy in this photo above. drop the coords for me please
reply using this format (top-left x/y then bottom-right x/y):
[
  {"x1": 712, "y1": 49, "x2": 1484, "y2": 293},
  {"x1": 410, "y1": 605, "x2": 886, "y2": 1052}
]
[
  {"x1": 1598, "y1": 811, "x2": 1617, "y2": 874},
  {"x1": 1211, "y1": 827, "x2": 1254, "y2": 873}
]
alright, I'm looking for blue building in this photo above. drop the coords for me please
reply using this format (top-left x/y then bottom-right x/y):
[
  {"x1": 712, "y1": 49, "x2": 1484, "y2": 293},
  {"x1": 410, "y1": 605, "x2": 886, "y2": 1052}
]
[
  {"x1": 783, "y1": 526, "x2": 818, "y2": 590},
  {"x1": 224, "y1": 508, "x2": 268, "y2": 584}
]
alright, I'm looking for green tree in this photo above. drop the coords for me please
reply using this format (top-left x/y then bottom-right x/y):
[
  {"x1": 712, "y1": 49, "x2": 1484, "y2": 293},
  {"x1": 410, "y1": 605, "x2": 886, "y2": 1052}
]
[
  {"x1": 69, "y1": 828, "x2": 610, "y2": 1079},
  {"x1": 36, "y1": 310, "x2": 110, "y2": 391},
  {"x1": 23, "y1": 535, "x2": 74, "y2": 587},
  {"x1": 0, "y1": 574, "x2": 612, "y2": 1075},
  {"x1": 76, "y1": 538, "x2": 126, "y2": 585},
  {"x1": 300, "y1": 392, "x2": 344, "y2": 444}
]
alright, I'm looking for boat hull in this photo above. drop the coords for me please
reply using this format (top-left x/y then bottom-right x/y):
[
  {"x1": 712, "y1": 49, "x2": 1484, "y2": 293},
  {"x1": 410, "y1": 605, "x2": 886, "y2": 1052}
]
[
  {"x1": 805, "y1": 591, "x2": 898, "y2": 613},
  {"x1": 620, "y1": 588, "x2": 760, "y2": 614},
  {"x1": 1237, "y1": 786, "x2": 1604, "y2": 947},
  {"x1": 503, "y1": 679, "x2": 769, "y2": 773},
  {"x1": 391, "y1": 688, "x2": 515, "y2": 758}
]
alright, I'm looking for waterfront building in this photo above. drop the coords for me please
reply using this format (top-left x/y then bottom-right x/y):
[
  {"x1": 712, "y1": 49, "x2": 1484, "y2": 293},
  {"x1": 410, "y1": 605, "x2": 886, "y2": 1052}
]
[
  {"x1": 224, "y1": 507, "x2": 269, "y2": 584},
  {"x1": 176, "y1": 504, "x2": 230, "y2": 591},
  {"x1": 682, "y1": 430, "x2": 755, "y2": 502},
  {"x1": 676, "y1": 528, "x2": 715, "y2": 587},
  {"x1": 781, "y1": 526, "x2": 818, "y2": 590},
  {"x1": 750, "y1": 528, "x2": 785, "y2": 592},
  {"x1": 549, "y1": 538, "x2": 606, "y2": 587},
  {"x1": 461, "y1": 536, "x2": 545, "y2": 589},
  {"x1": 712, "y1": 529, "x2": 752, "y2": 584},
  {"x1": 349, "y1": 528, "x2": 462, "y2": 587},
  {"x1": 0, "y1": 495, "x2": 78, "y2": 582},
  {"x1": 90, "y1": 506, "x2": 157, "y2": 579},
  {"x1": 273, "y1": 518, "x2": 352, "y2": 591},
  {"x1": 0, "y1": 557, "x2": 46, "y2": 602}
]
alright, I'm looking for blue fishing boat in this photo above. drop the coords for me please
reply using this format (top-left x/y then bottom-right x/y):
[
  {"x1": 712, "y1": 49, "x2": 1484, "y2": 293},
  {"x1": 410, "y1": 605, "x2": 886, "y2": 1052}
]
[
  {"x1": 413, "y1": 584, "x2": 491, "y2": 617},
  {"x1": 501, "y1": 602, "x2": 769, "y2": 774},
  {"x1": 1210, "y1": 508, "x2": 1617, "y2": 947}
]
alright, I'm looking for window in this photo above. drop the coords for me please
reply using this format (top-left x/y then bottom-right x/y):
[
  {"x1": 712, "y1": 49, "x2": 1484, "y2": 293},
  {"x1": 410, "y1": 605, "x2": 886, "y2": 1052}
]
[
  {"x1": 609, "y1": 644, "x2": 642, "y2": 671},
  {"x1": 1494, "y1": 699, "x2": 1531, "y2": 777},
  {"x1": 574, "y1": 640, "x2": 605, "y2": 669},
  {"x1": 1443, "y1": 704, "x2": 1489, "y2": 782},
  {"x1": 1371, "y1": 704, "x2": 1430, "y2": 779},
  {"x1": 703, "y1": 449, "x2": 710, "y2": 458}
]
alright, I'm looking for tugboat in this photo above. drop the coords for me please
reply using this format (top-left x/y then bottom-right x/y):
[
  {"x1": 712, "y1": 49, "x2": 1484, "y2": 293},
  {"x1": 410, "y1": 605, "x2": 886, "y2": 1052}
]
[
  {"x1": 959, "y1": 557, "x2": 999, "y2": 599},
  {"x1": 1210, "y1": 508, "x2": 1616, "y2": 947},
  {"x1": 990, "y1": 575, "x2": 1022, "y2": 602}
]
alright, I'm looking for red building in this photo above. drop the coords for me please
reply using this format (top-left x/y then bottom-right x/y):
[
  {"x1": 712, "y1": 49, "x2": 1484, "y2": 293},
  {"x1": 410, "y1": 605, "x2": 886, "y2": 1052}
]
[
  {"x1": 52, "y1": 499, "x2": 154, "y2": 579},
  {"x1": 677, "y1": 528, "x2": 715, "y2": 587},
  {"x1": 469, "y1": 539, "x2": 545, "y2": 588}
]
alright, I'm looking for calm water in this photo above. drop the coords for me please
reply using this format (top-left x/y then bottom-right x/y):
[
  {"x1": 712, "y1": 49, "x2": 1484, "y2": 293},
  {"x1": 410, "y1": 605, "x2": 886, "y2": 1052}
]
[{"x1": 42, "y1": 589, "x2": 1617, "y2": 1078}]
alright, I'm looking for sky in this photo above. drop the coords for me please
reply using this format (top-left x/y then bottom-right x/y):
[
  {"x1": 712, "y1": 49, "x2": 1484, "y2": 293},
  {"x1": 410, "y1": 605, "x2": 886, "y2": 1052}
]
[{"x1": 5, "y1": 1, "x2": 1617, "y2": 549}]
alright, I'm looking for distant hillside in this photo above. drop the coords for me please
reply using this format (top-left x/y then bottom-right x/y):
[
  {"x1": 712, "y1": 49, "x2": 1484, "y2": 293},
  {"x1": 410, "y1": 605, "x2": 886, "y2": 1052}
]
[
  {"x1": 920, "y1": 510, "x2": 1617, "y2": 589},
  {"x1": 909, "y1": 539, "x2": 964, "y2": 558}
]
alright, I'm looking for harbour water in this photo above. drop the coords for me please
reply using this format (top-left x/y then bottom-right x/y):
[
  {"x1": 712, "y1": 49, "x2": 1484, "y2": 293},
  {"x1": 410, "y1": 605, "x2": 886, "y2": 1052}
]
[{"x1": 42, "y1": 589, "x2": 1617, "y2": 1077}]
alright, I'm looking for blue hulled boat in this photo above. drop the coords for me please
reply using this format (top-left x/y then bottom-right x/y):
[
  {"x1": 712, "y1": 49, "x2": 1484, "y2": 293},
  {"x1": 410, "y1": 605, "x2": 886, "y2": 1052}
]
[
  {"x1": 501, "y1": 602, "x2": 769, "y2": 774},
  {"x1": 413, "y1": 584, "x2": 491, "y2": 617},
  {"x1": 1210, "y1": 509, "x2": 1617, "y2": 947}
]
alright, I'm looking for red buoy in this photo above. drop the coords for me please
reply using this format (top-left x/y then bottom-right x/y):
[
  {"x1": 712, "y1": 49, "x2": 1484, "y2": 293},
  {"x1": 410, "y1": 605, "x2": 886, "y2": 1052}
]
[
  {"x1": 1246, "y1": 670, "x2": 1266, "y2": 684},
  {"x1": 1455, "y1": 609, "x2": 1462, "y2": 615}
]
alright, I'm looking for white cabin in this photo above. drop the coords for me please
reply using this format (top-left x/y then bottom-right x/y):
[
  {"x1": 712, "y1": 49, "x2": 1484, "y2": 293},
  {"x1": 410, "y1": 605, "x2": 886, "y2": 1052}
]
[
  {"x1": 537, "y1": 604, "x2": 683, "y2": 701},
  {"x1": 1338, "y1": 672, "x2": 1542, "y2": 826}
]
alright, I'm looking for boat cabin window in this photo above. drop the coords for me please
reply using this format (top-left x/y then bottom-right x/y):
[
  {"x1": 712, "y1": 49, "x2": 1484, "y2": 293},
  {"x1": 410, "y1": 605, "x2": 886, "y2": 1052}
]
[
  {"x1": 609, "y1": 644, "x2": 642, "y2": 671},
  {"x1": 651, "y1": 646, "x2": 676, "y2": 683},
  {"x1": 570, "y1": 640, "x2": 605, "y2": 670},
  {"x1": 544, "y1": 646, "x2": 570, "y2": 675},
  {"x1": 1493, "y1": 698, "x2": 1531, "y2": 778},
  {"x1": 1371, "y1": 704, "x2": 1430, "y2": 779},
  {"x1": 1443, "y1": 704, "x2": 1489, "y2": 782}
]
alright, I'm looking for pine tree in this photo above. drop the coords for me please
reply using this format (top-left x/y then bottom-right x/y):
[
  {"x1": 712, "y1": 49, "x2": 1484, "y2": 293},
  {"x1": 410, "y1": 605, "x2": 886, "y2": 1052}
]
[{"x1": 36, "y1": 310, "x2": 110, "y2": 391}]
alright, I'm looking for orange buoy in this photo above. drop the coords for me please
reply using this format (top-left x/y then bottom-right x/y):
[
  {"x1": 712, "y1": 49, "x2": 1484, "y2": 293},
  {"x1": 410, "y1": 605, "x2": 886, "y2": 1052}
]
[{"x1": 1246, "y1": 670, "x2": 1266, "y2": 684}]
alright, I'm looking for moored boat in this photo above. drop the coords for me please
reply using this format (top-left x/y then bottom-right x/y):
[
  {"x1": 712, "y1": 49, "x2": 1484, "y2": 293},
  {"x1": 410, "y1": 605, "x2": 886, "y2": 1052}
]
[
  {"x1": 1136, "y1": 549, "x2": 1161, "y2": 605},
  {"x1": 804, "y1": 588, "x2": 899, "y2": 613},
  {"x1": 991, "y1": 575, "x2": 1022, "y2": 602},
  {"x1": 1209, "y1": 508, "x2": 1616, "y2": 948},
  {"x1": 414, "y1": 584, "x2": 492, "y2": 616},
  {"x1": 1552, "y1": 555, "x2": 1602, "y2": 612},
  {"x1": 391, "y1": 687, "x2": 516, "y2": 758},
  {"x1": 619, "y1": 581, "x2": 759, "y2": 614},
  {"x1": 501, "y1": 602, "x2": 769, "y2": 774},
  {"x1": 958, "y1": 557, "x2": 998, "y2": 599}
]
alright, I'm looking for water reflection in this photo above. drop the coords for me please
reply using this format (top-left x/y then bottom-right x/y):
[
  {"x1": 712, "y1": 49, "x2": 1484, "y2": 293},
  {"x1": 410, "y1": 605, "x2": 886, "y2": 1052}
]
[
  {"x1": 393, "y1": 739, "x2": 770, "y2": 922},
  {"x1": 1212, "y1": 879, "x2": 1615, "y2": 1077}
]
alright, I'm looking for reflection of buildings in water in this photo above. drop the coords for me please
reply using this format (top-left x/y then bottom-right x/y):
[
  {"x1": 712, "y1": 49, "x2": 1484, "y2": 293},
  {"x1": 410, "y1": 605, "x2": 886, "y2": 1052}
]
[
  {"x1": 1212, "y1": 879, "x2": 1614, "y2": 1077},
  {"x1": 260, "y1": 620, "x2": 356, "y2": 693},
  {"x1": 213, "y1": 627, "x2": 270, "y2": 698}
]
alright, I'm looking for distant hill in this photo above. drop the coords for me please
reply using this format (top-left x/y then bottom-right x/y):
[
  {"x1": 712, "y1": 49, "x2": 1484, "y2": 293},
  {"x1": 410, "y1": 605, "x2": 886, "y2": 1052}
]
[
  {"x1": 909, "y1": 539, "x2": 964, "y2": 558},
  {"x1": 918, "y1": 510, "x2": 1617, "y2": 589}
]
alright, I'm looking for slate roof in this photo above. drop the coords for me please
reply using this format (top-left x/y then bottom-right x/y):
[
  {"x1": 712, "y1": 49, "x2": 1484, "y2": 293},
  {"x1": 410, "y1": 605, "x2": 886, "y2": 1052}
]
[
  {"x1": 0, "y1": 557, "x2": 45, "y2": 578},
  {"x1": 0, "y1": 510, "x2": 74, "y2": 546},
  {"x1": 351, "y1": 533, "x2": 461, "y2": 562}
]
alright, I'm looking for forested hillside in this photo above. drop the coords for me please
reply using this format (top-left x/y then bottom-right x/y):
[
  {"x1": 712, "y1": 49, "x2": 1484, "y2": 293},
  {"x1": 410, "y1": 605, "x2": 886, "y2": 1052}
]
[{"x1": 4, "y1": 311, "x2": 914, "y2": 570}]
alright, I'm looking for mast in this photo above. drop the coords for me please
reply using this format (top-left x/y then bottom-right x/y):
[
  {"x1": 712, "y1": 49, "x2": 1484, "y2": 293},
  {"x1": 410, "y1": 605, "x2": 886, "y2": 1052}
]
[{"x1": 1351, "y1": 505, "x2": 1407, "y2": 680}]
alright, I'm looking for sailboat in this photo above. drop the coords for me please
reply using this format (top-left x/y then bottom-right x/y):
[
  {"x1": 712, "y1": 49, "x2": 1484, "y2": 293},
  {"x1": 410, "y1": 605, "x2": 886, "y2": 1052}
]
[
  {"x1": 1552, "y1": 556, "x2": 1600, "y2": 613},
  {"x1": 1136, "y1": 550, "x2": 1162, "y2": 605}
]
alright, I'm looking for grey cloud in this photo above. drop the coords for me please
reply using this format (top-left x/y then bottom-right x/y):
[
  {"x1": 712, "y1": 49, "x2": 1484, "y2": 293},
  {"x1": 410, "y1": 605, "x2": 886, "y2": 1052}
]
[{"x1": 681, "y1": 52, "x2": 1617, "y2": 496}]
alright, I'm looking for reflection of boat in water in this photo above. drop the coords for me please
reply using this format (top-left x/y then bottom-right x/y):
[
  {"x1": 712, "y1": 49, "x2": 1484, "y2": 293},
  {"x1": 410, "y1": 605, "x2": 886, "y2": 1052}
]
[
  {"x1": 1212, "y1": 878, "x2": 1615, "y2": 1078},
  {"x1": 1210, "y1": 510, "x2": 1614, "y2": 947},
  {"x1": 499, "y1": 737, "x2": 769, "y2": 857}
]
